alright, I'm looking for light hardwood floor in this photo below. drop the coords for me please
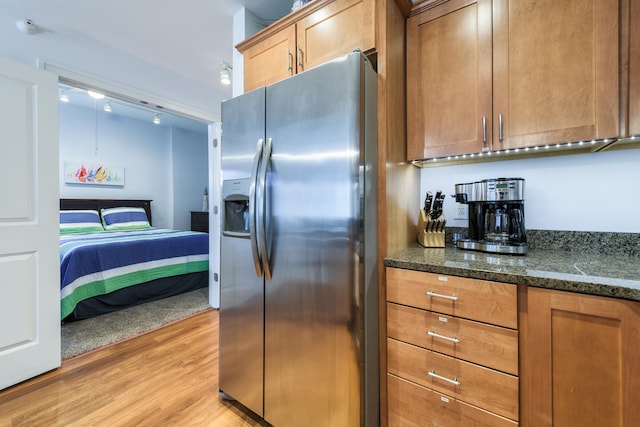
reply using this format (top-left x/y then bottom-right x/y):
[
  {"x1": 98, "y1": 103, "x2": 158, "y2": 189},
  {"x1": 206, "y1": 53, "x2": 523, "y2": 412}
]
[{"x1": 0, "y1": 309, "x2": 268, "y2": 426}]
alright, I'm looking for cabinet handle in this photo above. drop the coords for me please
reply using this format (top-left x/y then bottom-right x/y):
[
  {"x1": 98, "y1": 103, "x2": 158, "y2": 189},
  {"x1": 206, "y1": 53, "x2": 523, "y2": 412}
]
[
  {"x1": 427, "y1": 331, "x2": 460, "y2": 343},
  {"x1": 297, "y1": 44, "x2": 303, "y2": 70},
  {"x1": 425, "y1": 291, "x2": 458, "y2": 301},
  {"x1": 287, "y1": 49, "x2": 293, "y2": 72},
  {"x1": 428, "y1": 370, "x2": 460, "y2": 386},
  {"x1": 482, "y1": 116, "x2": 487, "y2": 145},
  {"x1": 499, "y1": 113, "x2": 503, "y2": 142}
]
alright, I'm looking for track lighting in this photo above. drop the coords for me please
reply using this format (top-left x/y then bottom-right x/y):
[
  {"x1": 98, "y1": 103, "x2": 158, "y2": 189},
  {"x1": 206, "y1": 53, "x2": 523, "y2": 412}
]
[
  {"x1": 103, "y1": 101, "x2": 112, "y2": 112},
  {"x1": 220, "y1": 62, "x2": 232, "y2": 85},
  {"x1": 87, "y1": 90, "x2": 105, "y2": 100},
  {"x1": 153, "y1": 114, "x2": 161, "y2": 125}
]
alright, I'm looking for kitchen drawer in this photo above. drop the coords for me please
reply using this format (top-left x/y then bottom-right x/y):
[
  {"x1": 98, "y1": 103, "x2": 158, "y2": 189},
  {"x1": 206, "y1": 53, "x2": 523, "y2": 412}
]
[
  {"x1": 387, "y1": 302, "x2": 518, "y2": 375},
  {"x1": 388, "y1": 373, "x2": 518, "y2": 427},
  {"x1": 387, "y1": 267, "x2": 517, "y2": 328},
  {"x1": 387, "y1": 338, "x2": 519, "y2": 421}
]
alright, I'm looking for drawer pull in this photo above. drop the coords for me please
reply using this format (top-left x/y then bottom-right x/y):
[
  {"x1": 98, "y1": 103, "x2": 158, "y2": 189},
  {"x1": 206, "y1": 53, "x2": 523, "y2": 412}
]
[
  {"x1": 428, "y1": 370, "x2": 460, "y2": 386},
  {"x1": 427, "y1": 331, "x2": 460, "y2": 343},
  {"x1": 425, "y1": 291, "x2": 458, "y2": 301}
]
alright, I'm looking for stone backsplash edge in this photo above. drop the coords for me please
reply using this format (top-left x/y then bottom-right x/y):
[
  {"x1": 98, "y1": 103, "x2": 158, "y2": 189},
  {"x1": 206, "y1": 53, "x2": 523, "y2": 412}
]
[{"x1": 445, "y1": 227, "x2": 640, "y2": 258}]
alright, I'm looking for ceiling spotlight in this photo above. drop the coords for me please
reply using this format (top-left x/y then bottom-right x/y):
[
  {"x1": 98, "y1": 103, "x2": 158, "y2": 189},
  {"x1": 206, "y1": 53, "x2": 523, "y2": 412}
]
[
  {"x1": 59, "y1": 91, "x2": 69, "y2": 103},
  {"x1": 153, "y1": 114, "x2": 161, "y2": 125},
  {"x1": 220, "y1": 62, "x2": 232, "y2": 85},
  {"x1": 87, "y1": 90, "x2": 105, "y2": 100},
  {"x1": 103, "y1": 101, "x2": 112, "y2": 112},
  {"x1": 16, "y1": 18, "x2": 37, "y2": 35}
]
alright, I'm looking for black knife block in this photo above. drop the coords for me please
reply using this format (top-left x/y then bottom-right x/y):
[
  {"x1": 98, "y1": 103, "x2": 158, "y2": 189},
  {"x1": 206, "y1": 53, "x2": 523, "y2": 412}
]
[{"x1": 417, "y1": 209, "x2": 445, "y2": 248}]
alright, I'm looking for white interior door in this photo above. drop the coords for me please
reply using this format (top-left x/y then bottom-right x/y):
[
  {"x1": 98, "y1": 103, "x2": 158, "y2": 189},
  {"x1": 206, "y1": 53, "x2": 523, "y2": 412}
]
[
  {"x1": 0, "y1": 57, "x2": 60, "y2": 390},
  {"x1": 208, "y1": 123, "x2": 220, "y2": 309}
]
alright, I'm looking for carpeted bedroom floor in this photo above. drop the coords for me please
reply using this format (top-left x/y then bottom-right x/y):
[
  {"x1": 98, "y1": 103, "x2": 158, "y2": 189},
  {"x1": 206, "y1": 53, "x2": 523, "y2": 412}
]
[{"x1": 61, "y1": 287, "x2": 212, "y2": 360}]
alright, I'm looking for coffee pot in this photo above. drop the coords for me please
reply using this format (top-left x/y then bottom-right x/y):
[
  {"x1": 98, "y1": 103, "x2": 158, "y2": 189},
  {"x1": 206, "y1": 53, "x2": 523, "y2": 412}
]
[{"x1": 455, "y1": 178, "x2": 527, "y2": 255}]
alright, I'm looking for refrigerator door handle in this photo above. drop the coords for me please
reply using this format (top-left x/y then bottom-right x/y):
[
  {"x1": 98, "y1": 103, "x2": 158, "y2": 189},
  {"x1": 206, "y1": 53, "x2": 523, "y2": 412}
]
[
  {"x1": 258, "y1": 137, "x2": 273, "y2": 281},
  {"x1": 249, "y1": 138, "x2": 264, "y2": 278}
]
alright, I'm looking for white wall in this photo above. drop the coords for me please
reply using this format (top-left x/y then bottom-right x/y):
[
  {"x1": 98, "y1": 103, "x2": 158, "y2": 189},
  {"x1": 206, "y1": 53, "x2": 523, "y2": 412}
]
[
  {"x1": 420, "y1": 148, "x2": 640, "y2": 233},
  {"x1": 232, "y1": 7, "x2": 269, "y2": 97},
  {"x1": 172, "y1": 127, "x2": 209, "y2": 230},
  {"x1": 59, "y1": 103, "x2": 208, "y2": 229}
]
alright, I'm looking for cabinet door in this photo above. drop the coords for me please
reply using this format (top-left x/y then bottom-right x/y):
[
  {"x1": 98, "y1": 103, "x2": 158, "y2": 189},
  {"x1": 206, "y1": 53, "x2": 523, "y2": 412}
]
[
  {"x1": 407, "y1": 0, "x2": 493, "y2": 160},
  {"x1": 493, "y1": 0, "x2": 619, "y2": 149},
  {"x1": 522, "y1": 287, "x2": 640, "y2": 426},
  {"x1": 629, "y1": 0, "x2": 640, "y2": 136},
  {"x1": 295, "y1": 0, "x2": 374, "y2": 72},
  {"x1": 243, "y1": 25, "x2": 296, "y2": 93}
]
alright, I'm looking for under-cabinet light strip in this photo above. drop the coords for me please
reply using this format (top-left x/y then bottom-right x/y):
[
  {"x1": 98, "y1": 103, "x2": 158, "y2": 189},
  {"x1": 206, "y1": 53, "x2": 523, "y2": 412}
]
[{"x1": 411, "y1": 138, "x2": 620, "y2": 167}]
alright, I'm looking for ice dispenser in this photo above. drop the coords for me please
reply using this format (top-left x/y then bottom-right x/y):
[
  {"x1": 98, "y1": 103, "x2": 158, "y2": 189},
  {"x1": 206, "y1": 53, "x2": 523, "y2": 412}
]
[{"x1": 222, "y1": 178, "x2": 250, "y2": 237}]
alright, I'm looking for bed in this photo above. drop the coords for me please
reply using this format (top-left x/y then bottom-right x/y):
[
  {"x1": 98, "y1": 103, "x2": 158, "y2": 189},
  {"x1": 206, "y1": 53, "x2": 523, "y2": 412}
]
[{"x1": 59, "y1": 199, "x2": 209, "y2": 321}]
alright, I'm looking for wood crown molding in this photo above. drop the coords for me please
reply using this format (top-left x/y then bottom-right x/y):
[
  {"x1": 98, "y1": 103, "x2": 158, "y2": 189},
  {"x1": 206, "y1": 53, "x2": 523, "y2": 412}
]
[
  {"x1": 409, "y1": 0, "x2": 451, "y2": 16},
  {"x1": 394, "y1": 0, "x2": 414, "y2": 17}
]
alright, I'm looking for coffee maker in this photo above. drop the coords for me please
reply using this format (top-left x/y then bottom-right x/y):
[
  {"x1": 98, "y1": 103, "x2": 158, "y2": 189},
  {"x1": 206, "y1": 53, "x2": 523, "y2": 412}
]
[{"x1": 455, "y1": 178, "x2": 527, "y2": 255}]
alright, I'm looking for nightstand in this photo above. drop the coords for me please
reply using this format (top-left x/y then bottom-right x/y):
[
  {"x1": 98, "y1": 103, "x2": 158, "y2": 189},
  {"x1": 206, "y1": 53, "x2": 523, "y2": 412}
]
[{"x1": 190, "y1": 211, "x2": 209, "y2": 233}]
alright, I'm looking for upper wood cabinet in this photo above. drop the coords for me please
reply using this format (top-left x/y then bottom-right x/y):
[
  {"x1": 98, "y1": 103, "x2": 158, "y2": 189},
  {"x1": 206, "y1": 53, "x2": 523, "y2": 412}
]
[
  {"x1": 520, "y1": 287, "x2": 640, "y2": 426},
  {"x1": 493, "y1": 0, "x2": 619, "y2": 150},
  {"x1": 237, "y1": 0, "x2": 375, "y2": 93},
  {"x1": 407, "y1": 0, "x2": 620, "y2": 160},
  {"x1": 628, "y1": 0, "x2": 640, "y2": 136},
  {"x1": 241, "y1": 25, "x2": 297, "y2": 93},
  {"x1": 407, "y1": 0, "x2": 492, "y2": 160}
]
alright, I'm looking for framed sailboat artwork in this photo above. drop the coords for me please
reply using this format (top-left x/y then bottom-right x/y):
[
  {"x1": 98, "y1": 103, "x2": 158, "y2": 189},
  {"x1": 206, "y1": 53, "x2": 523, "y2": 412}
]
[{"x1": 63, "y1": 161, "x2": 125, "y2": 186}]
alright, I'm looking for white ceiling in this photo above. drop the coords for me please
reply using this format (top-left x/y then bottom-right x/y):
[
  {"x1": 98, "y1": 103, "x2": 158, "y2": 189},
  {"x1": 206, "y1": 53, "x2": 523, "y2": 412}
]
[{"x1": 1, "y1": 0, "x2": 294, "y2": 132}]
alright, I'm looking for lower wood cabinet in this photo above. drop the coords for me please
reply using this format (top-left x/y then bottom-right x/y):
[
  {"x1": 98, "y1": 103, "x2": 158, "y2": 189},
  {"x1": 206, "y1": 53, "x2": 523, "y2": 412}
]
[
  {"x1": 387, "y1": 267, "x2": 640, "y2": 426},
  {"x1": 386, "y1": 267, "x2": 519, "y2": 426},
  {"x1": 521, "y1": 287, "x2": 640, "y2": 427},
  {"x1": 387, "y1": 338, "x2": 519, "y2": 420},
  {"x1": 387, "y1": 302, "x2": 518, "y2": 374},
  {"x1": 388, "y1": 374, "x2": 517, "y2": 427}
]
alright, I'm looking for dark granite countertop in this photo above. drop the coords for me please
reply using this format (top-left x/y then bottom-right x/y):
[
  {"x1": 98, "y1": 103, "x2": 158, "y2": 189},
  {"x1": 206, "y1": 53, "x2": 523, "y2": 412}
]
[{"x1": 384, "y1": 243, "x2": 640, "y2": 302}]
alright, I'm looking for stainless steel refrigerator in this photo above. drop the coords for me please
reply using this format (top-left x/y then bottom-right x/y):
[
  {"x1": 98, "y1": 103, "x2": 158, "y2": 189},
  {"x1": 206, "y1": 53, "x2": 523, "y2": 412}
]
[{"x1": 219, "y1": 51, "x2": 378, "y2": 427}]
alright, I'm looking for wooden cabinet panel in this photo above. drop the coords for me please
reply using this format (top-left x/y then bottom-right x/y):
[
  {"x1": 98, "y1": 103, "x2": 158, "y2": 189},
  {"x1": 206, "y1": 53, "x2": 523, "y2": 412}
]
[
  {"x1": 407, "y1": 0, "x2": 620, "y2": 159},
  {"x1": 386, "y1": 267, "x2": 518, "y2": 328},
  {"x1": 387, "y1": 302, "x2": 518, "y2": 375},
  {"x1": 522, "y1": 287, "x2": 640, "y2": 426},
  {"x1": 243, "y1": 25, "x2": 296, "y2": 93},
  {"x1": 240, "y1": 0, "x2": 374, "y2": 92},
  {"x1": 493, "y1": 0, "x2": 619, "y2": 149},
  {"x1": 407, "y1": 0, "x2": 492, "y2": 159},
  {"x1": 387, "y1": 374, "x2": 518, "y2": 427},
  {"x1": 629, "y1": 0, "x2": 640, "y2": 136},
  {"x1": 296, "y1": 0, "x2": 374, "y2": 72},
  {"x1": 388, "y1": 338, "x2": 519, "y2": 420}
]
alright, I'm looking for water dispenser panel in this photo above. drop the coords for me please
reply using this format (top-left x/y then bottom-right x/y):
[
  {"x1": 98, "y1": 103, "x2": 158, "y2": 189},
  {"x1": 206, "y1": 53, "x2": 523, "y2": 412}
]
[{"x1": 222, "y1": 178, "x2": 250, "y2": 237}]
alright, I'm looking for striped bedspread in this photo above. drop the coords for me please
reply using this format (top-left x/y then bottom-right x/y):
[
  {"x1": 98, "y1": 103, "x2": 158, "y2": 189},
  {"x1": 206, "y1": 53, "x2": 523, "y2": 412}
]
[{"x1": 60, "y1": 228, "x2": 209, "y2": 320}]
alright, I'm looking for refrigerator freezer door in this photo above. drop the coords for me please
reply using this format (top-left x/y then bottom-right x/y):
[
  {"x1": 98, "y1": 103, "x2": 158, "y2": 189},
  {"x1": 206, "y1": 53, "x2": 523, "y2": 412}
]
[
  {"x1": 219, "y1": 88, "x2": 266, "y2": 417},
  {"x1": 263, "y1": 53, "x2": 368, "y2": 427}
]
